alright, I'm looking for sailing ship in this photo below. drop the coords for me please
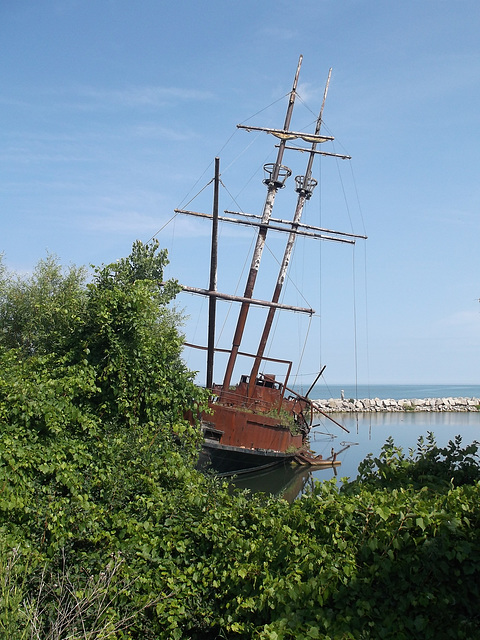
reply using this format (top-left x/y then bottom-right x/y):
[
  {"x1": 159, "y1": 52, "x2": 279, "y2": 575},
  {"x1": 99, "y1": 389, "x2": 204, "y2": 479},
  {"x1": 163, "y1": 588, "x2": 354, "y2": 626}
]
[{"x1": 175, "y1": 56, "x2": 366, "y2": 476}]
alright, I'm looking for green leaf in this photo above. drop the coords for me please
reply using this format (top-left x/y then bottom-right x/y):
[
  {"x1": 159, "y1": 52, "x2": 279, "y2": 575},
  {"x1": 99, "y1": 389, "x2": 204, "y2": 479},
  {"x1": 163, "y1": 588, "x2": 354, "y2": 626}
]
[{"x1": 416, "y1": 517, "x2": 425, "y2": 531}]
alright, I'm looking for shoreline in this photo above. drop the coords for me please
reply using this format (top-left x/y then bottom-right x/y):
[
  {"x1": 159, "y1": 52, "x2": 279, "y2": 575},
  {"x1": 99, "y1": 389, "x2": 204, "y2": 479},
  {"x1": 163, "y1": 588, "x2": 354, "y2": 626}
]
[{"x1": 313, "y1": 397, "x2": 480, "y2": 413}]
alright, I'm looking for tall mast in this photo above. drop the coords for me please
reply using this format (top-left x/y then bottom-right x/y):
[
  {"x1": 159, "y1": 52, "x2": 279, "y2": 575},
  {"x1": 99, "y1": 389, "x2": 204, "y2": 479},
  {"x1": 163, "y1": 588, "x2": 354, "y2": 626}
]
[
  {"x1": 220, "y1": 55, "x2": 303, "y2": 396},
  {"x1": 248, "y1": 70, "x2": 332, "y2": 394},
  {"x1": 206, "y1": 157, "x2": 220, "y2": 389}
]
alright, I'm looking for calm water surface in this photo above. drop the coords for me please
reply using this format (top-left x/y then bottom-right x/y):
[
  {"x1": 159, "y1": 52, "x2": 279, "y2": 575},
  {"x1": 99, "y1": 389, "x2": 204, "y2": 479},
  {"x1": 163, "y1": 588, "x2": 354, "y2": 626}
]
[
  {"x1": 295, "y1": 383, "x2": 480, "y2": 401},
  {"x1": 232, "y1": 411, "x2": 480, "y2": 500}
]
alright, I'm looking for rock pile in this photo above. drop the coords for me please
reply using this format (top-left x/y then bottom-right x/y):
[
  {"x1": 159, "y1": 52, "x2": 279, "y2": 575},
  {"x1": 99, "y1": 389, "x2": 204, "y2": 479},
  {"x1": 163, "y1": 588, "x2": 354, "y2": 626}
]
[{"x1": 313, "y1": 397, "x2": 480, "y2": 413}]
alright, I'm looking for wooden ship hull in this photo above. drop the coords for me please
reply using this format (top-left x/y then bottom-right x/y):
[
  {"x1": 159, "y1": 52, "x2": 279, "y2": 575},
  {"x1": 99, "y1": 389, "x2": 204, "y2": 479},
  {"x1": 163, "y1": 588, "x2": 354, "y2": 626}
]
[
  {"x1": 200, "y1": 377, "x2": 306, "y2": 475},
  {"x1": 196, "y1": 376, "x2": 342, "y2": 476}
]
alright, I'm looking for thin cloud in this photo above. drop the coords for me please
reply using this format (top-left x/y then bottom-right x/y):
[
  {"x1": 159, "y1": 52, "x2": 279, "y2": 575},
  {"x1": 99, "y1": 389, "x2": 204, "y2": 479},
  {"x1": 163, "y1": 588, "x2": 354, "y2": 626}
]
[
  {"x1": 74, "y1": 84, "x2": 214, "y2": 109},
  {"x1": 82, "y1": 210, "x2": 212, "y2": 238},
  {"x1": 255, "y1": 25, "x2": 298, "y2": 42},
  {"x1": 441, "y1": 310, "x2": 480, "y2": 327},
  {"x1": 132, "y1": 123, "x2": 194, "y2": 141},
  {"x1": 83, "y1": 210, "x2": 164, "y2": 235},
  {"x1": 0, "y1": 84, "x2": 214, "y2": 114}
]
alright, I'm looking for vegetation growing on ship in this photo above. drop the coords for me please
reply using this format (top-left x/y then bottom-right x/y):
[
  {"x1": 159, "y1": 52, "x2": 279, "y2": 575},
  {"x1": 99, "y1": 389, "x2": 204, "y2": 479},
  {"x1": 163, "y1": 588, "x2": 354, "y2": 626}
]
[
  {"x1": 264, "y1": 406, "x2": 297, "y2": 430},
  {"x1": 1, "y1": 244, "x2": 479, "y2": 639}
]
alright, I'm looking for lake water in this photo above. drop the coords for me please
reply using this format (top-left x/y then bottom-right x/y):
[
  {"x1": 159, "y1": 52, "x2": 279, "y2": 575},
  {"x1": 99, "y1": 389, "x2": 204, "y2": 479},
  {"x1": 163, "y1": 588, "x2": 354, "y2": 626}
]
[
  {"x1": 232, "y1": 409, "x2": 480, "y2": 500},
  {"x1": 296, "y1": 383, "x2": 480, "y2": 401}
]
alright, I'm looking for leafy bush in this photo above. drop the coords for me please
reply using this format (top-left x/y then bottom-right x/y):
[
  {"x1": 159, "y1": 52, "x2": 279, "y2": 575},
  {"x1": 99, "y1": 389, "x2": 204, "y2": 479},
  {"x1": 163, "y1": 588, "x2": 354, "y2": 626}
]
[
  {"x1": 0, "y1": 242, "x2": 211, "y2": 636},
  {"x1": 350, "y1": 432, "x2": 480, "y2": 491}
]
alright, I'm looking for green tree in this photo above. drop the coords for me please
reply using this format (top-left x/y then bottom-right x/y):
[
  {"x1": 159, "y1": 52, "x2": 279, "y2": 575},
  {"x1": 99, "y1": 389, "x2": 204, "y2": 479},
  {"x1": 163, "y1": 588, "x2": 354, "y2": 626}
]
[
  {"x1": 0, "y1": 253, "x2": 87, "y2": 356},
  {"x1": 79, "y1": 240, "x2": 199, "y2": 443}
]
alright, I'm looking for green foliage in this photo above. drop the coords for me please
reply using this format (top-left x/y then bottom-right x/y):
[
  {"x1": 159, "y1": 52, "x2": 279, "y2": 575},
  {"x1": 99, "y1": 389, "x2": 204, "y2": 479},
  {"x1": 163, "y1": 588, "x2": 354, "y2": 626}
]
[
  {"x1": 1, "y1": 247, "x2": 480, "y2": 639},
  {"x1": 350, "y1": 432, "x2": 480, "y2": 491},
  {"x1": 0, "y1": 242, "x2": 211, "y2": 636},
  {"x1": 0, "y1": 253, "x2": 87, "y2": 356},
  {"x1": 76, "y1": 240, "x2": 201, "y2": 448},
  {"x1": 264, "y1": 407, "x2": 296, "y2": 430}
]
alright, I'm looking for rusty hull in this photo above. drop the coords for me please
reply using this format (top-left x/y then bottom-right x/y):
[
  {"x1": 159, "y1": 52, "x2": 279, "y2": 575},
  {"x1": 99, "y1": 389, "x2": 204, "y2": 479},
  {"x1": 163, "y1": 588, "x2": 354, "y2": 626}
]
[{"x1": 205, "y1": 377, "x2": 307, "y2": 453}]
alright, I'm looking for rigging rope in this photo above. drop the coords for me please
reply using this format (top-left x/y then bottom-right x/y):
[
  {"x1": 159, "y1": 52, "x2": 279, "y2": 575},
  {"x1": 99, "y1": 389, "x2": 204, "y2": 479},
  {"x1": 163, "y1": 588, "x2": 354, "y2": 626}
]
[
  {"x1": 237, "y1": 92, "x2": 291, "y2": 127},
  {"x1": 146, "y1": 177, "x2": 215, "y2": 244},
  {"x1": 333, "y1": 143, "x2": 355, "y2": 235},
  {"x1": 146, "y1": 211, "x2": 180, "y2": 245},
  {"x1": 294, "y1": 313, "x2": 313, "y2": 383},
  {"x1": 262, "y1": 241, "x2": 314, "y2": 309},
  {"x1": 348, "y1": 161, "x2": 368, "y2": 238},
  {"x1": 215, "y1": 229, "x2": 256, "y2": 348},
  {"x1": 361, "y1": 242, "x2": 371, "y2": 401},
  {"x1": 352, "y1": 247, "x2": 359, "y2": 401}
]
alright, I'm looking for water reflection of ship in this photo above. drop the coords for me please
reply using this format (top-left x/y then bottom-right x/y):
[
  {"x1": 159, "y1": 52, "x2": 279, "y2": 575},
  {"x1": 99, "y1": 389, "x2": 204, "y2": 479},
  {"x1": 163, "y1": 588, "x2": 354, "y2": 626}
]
[
  {"x1": 230, "y1": 462, "x2": 316, "y2": 502},
  {"x1": 230, "y1": 441, "x2": 356, "y2": 502}
]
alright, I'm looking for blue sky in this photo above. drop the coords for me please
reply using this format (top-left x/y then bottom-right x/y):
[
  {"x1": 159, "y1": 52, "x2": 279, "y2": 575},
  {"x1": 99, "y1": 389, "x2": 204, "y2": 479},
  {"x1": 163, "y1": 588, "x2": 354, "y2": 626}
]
[{"x1": 1, "y1": 1, "x2": 479, "y2": 387}]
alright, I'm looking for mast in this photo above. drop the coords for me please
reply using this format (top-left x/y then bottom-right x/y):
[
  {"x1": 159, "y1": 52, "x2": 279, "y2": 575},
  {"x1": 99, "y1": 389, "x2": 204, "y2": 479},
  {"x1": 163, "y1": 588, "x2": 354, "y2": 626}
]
[
  {"x1": 248, "y1": 70, "x2": 333, "y2": 394},
  {"x1": 220, "y1": 55, "x2": 303, "y2": 397},
  {"x1": 206, "y1": 157, "x2": 220, "y2": 389}
]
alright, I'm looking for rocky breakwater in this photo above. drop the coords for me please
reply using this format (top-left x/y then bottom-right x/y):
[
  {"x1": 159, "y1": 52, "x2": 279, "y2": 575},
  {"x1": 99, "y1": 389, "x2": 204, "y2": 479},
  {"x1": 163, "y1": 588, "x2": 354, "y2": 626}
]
[{"x1": 314, "y1": 397, "x2": 480, "y2": 413}]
